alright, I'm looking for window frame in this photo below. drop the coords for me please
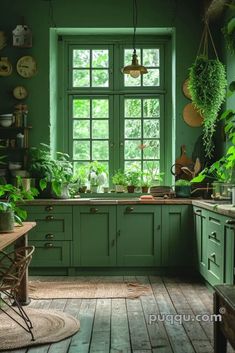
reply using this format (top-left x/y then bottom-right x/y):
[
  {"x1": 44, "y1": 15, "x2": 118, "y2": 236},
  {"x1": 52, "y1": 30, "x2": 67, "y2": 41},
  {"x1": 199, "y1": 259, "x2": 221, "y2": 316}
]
[{"x1": 58, "y1": 34, "x2": 171, "y2": 184}]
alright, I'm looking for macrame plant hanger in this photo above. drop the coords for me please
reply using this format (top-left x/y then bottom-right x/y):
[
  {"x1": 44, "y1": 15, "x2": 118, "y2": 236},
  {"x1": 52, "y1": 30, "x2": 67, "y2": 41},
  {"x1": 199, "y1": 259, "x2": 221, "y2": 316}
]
[{"x1": 197, "y1": 18, "x2": 219, "y2": 60}]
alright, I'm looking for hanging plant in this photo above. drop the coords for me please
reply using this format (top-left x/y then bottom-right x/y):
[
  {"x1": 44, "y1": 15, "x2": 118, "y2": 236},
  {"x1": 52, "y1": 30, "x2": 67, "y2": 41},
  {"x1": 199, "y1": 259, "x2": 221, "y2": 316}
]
[
  {"x1": 188, "y1": 23, "x2": 227, "y2": 158},
  {"x1": 222, "y1": 17, "x2": 235, "y2": 54}
]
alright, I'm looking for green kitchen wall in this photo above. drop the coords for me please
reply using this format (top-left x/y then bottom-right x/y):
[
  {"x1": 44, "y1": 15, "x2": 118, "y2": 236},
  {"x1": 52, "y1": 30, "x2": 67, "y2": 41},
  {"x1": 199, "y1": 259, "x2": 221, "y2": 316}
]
[{"x1": 0, "y1": 0, "x2": 212, "y2": 179}]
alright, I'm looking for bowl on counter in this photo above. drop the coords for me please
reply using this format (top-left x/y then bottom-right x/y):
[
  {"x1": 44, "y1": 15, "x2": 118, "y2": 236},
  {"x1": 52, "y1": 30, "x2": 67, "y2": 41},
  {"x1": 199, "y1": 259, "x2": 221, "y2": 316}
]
[
  {"x1": 0, "y1": 114, "x2": 14, "y2": 127},
  {"x1": 8, "y1": 161, "x2": 22, "y2": 170}
]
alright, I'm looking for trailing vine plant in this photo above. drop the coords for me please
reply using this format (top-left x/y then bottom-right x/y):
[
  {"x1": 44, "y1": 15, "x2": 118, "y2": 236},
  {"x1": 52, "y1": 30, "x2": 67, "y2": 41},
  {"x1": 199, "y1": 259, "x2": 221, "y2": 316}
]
[{"x1": 188, "y1": 21, "x2": 227, "y2": 158}]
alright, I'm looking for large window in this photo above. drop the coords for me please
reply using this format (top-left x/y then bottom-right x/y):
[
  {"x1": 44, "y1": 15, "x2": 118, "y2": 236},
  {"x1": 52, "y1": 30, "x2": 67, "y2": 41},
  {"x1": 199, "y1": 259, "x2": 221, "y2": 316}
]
[{"x1": 61, "y1": 36, "x2": 167, "y2": 183}]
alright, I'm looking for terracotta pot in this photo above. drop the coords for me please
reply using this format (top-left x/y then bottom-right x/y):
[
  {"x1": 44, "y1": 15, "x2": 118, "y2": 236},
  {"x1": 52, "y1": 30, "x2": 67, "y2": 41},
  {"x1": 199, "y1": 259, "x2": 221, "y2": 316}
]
[
  {"x1": 141, "y1": 186, "x2": 149, "y2": 193},
  {"x1": 127, "y1": 185, "x2": 135, "y2": 193}
]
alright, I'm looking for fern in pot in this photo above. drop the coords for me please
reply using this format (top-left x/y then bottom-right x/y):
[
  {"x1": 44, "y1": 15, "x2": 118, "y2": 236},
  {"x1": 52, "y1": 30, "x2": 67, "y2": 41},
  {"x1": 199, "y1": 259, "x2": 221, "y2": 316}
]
[{"x1": 188, "y1": 55, "x2": 227, "y2": 158}]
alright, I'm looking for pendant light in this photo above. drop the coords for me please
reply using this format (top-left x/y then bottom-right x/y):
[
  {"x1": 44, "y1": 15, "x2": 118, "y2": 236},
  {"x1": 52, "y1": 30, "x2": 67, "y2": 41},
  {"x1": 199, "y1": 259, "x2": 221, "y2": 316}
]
[{"x1": 122, "y1": 0, "x2": 148, "y2": 78}]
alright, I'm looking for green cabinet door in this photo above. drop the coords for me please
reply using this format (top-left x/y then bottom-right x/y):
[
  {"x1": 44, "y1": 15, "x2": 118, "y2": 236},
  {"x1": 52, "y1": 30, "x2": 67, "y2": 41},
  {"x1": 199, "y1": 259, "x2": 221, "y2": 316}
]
[
  {"x1": 224, "y1": 219, "x2": 235, "y2": 284},
  {"x1": 194, "y1": 207, "x2": 207, "y2": 278},
  {"x1": 73, "y1": 205, "x2": 116, "y2": 267},
  {"x1": 117, "y1": 205, "x2": 161, "y2": 267},
  {"x1": 162, "y1": 205, "x2": 193, "y2": 267}
]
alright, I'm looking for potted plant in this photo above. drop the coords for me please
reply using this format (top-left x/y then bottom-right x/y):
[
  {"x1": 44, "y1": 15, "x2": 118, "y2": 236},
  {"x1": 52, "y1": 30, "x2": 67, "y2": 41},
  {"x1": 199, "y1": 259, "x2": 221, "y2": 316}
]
[
  {"x1": 126, "y1": 170, "x2": 140, "y2": 193},
  {"x1": 112, "y1": 170, "x2": 127, "y2": 193},
  {"x1": 0, "y1": 182, "x2": 38, "y2": 232},
  {"x1": 88, "y1": 161, "x2": 107, "y2": 193},
  {"x1": 141, "y1": 170, "x2": 152, "y2": 193},
  {"x1": 175, "y1": 179, "x2": 191, "y2": 198},
  {"x1": 28, "y1": 143, "x2": 73, "y2": 198},
  {"x1": 74, "y1": 165, "x2": 88, "y2": 193},
  {"x1": 188, "y1": 55, "x2": 227, "y2": 158}
]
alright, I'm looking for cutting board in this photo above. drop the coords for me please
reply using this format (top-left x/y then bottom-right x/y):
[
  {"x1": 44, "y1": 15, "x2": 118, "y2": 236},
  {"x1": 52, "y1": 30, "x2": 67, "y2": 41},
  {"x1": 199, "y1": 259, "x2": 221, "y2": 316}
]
[{"x1": 175, "y1": 145, "x2": 193, "y2": 175}]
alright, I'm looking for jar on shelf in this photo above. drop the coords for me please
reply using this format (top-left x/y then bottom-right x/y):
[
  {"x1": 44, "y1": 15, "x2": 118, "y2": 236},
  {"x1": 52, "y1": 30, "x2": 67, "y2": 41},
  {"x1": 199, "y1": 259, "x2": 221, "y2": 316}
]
[{"x1": 16, "y1": 133, "x2": 24, "y2": 148}]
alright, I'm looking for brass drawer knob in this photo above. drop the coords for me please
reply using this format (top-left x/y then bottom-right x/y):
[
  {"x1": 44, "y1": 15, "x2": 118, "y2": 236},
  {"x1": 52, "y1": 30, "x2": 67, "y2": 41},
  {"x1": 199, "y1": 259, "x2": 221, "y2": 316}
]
[
  {"x1": 210, "y1": 252, "x2": 216, "y2": 261},
  {"x1": 46, "y1": 215, "x2": 54, "y2": 221},
  {"x1": 226, "y1": 219, "x2": 235, "y2": 225},
  {"x1": 44, "y1": 243, "x2": 53, "y2": 248},
  {"x1": 90, "y1": 207, "x2": 98, "y2": 213},
  {"x1": 210, "y1": 231, "x2": 216, "y2": 238},
  {"x1": 45, "y1": 206, "x2": 53, "y2": 212},
  {"x1": 126, "y1": 207, "x2": 134, "y2": 213},
  {"x1": 45, "y1": 233, "x2": 54, "y2": 240}
]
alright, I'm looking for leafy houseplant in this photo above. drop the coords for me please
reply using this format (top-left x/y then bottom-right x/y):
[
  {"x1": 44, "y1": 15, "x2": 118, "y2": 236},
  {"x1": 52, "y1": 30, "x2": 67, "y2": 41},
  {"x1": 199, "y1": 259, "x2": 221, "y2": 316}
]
[
  {"x1": 175, "y1": 179, "x2": 191, "y2": 198},
  {"x1": 74, "y1": 165, "x2": 88, "y2": 193},
  {"x1": 0, "y1": 182, "x2": 38, "y2": 232},
  {"x1": 88, "y1": 161, "x2": 107, "y2": 193},
  {"x1": 126, "y1": 171, "x2": 141, "y2": 193},
  {"x1": 29, "y1": 143, "x2": 73, "y2": 198},
  {"x1": 112, "y1": 170, "x2": 127, "y2": 192},
  {"x1": 222, "y1": 17, "x2": 235, "y2": 54},
  {"x1": 188, "y1": 55, "x2": 227, "y2": 158}
]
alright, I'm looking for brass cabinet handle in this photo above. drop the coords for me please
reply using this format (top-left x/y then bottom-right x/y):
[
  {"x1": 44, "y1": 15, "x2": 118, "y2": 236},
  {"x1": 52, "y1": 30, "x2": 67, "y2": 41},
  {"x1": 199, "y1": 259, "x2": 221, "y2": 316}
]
[
  {"x1": 210, "y1": 231, "x2": 216, "y2": 238},
  {"x1": 44, "y1": 243, "x2": 53, "y2": 248},
  {"x1": 210, "y1": 252, "x2": 216, "y2": 261},
  {"x1": 46, "y1": 215, "x2": 54, "y2": 221},
  {"x1": 195, "y1": 209, "x2": 202, "y2": 213},
  {"x1": 126, "y1": 207, "x2": 134, "y2": 213},
  {"x1": 90, "y1": 207, "x2": 98, "y2": 213},
  {"x1": 226, "y1": 219, "x2": 235, "y2": 225},
  {"x1": 45, "y1": 233, "x2": 54, "y2": 240},
  {"x1": 45, "y1": 205, "x2": 53, "y2": 212}
]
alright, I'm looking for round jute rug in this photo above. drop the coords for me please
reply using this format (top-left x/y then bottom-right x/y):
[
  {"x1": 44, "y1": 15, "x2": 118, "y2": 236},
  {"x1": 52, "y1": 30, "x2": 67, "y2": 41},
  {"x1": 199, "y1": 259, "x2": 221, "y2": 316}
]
[{"x1": 0, "y1": 308, "x2": 80, "y2": 350}]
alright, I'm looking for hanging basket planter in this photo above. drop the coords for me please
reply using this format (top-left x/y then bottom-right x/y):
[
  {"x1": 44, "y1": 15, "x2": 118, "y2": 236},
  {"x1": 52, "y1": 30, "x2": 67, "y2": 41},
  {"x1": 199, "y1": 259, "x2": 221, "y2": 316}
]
[{"x1": 188, "y1": 22, "x2": 227, "y2": 158}]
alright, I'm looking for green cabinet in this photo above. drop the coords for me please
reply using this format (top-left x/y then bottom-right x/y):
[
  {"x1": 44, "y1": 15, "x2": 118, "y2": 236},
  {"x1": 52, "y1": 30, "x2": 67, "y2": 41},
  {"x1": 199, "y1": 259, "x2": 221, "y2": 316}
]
[
  {"x1": 194, "y1": 205, "x2": 235, "y2": 286},
  {"x1": 162, "y1": 205, "x2": 193, "y2": 267},
  {"x1": 117, "y1": 205, "x2": 161, "y2": 266},
  {"x1": 194, "y1": 207, "x2": 207, "y2": 277},
  {"x1": 25, "y1": 205, "x2": 72, "y2": 268},
  {"x1": 73, "y1": 205, "x2": 116, "y2": 267}
]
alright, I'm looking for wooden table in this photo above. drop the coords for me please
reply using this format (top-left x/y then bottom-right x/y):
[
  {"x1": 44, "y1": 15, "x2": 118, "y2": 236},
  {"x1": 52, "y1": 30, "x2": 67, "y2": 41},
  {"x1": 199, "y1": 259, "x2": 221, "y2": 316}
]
[
  {"x1": 0, "y1": 222, "x2": 36, "y2": 305},
  {"x1": 214, "y1": 285, "x2": 235, "y2": 353}
]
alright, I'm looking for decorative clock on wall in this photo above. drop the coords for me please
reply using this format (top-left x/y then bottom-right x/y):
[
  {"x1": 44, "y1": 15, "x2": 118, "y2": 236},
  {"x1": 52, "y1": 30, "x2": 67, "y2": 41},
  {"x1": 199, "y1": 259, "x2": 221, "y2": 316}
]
[
  {"x1": 0, "y1": 57, "x2": 12, "y2": 77},
  {"x1": 16, "y1": 55, "x2": 37, "y2": 78},
  {"x1": 13, "y1": 86, "x2": 28, "y2": 100}
]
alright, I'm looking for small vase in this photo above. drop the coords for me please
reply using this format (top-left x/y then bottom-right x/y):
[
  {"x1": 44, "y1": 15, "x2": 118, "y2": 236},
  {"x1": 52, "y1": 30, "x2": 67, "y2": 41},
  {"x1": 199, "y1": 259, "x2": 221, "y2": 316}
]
[
  {"x1": 91, "y1": 185, "x2": 98, "y2": 193},
  {"x1": 0, "y1": 211, "x2": 14, "y2": 233},
  {"x1": 115, "y1": 185, "x2": 125, "y2": 193}
]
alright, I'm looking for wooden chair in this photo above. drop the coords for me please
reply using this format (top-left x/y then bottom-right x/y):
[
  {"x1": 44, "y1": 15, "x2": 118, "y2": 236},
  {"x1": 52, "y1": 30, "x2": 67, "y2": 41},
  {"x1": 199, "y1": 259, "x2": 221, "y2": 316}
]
[{"x1": 0, "y1": 246, "x2": 35, "y2": 341}]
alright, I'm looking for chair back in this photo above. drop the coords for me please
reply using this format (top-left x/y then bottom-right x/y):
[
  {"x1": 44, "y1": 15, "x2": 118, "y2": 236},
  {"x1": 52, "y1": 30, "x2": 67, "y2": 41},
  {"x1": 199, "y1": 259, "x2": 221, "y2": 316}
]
[{"x1": 0, "y1": 246, "x2": 35, "y2": 292}]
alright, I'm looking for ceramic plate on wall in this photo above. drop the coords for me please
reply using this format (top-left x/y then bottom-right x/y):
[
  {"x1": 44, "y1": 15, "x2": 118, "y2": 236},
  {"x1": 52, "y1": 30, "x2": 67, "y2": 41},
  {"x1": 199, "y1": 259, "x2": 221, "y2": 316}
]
[
  {"x1": 183, "y1": 103, "x2": 203, "y2": 127},
  {"x1": 182, "y1": 78, "x2": 192, "y2": 99}
]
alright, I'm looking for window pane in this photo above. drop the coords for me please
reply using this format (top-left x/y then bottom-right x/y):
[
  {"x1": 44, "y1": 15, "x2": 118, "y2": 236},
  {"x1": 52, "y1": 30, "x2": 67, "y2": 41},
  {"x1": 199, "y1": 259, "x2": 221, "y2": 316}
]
[
  {"x1": 92, "y1": 99, "x2": 109, "y2": 118},
  {"x1": 125, "y1": 119, "x2": 141, "y2": 138},
  {"x1": 73, "y1": 50, "x2": 90, "y2": 68},
  {"x1": 92, "y1": 141, "x2": 109, "y2": 160},
  {"x1": 143, "y1": 98, "x2": 160, "y2": 118},
  {"x1": 73, "y1": 99, "x2": 90, "y2": 118},
  {"x1": 124, "y1": 75, "x2": 141, "y2": 87},
  {"x1": 73, "y1": 69, "x2": 90, "y2": 87},
  {"x1": 73, "y1": 141, "x2": 90, "y2": 160},
  {"x1": 125, "y1": 140, "x2": 141, "y2": 159},
  {"x1": 125, "y1": 161, "x2": 141, "y2": 172},
  {"x1": 143, "y1": 160, "x2": 160, "y2": 176},
  {"x1": 73, "y1": 162, "x2": 89, "y2": 176},
  {"x1": 92, "y1": 69, "x2": 109, "y2": 87},
  {"x1": 92, "y1": 120, "x2": 109, "y2": 139},
  {"x1": 143, "y1": 120, "x2": 160, "y2": 138},
  {"x1": 143, "y1": 49, "x2": 159, "y2": 67},
  {"x1": 92, "y1": 50, "x2": 109, "y2": 68},
  {"x1": 143, "y1": 69, "x2": 160, "y2": 86},
  {"x1": 125, "y1": 99, "x2": 141, "y2": 118},
  {"x1": 143, "y1": 140, "x2": 160, "y2": 159},
  {"x1": 124, "y1": 49, "x2": 141, "y2": 66},
  {"x1": 73, "y1": 120, "x2": 90, "y2": 139}
]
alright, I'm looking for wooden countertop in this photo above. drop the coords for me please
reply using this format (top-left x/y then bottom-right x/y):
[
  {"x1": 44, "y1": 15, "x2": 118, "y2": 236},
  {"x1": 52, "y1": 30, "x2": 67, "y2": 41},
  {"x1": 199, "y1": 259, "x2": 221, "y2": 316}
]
[{"x1": 0, "y1": 222, "x2": 36, "y2": 251}]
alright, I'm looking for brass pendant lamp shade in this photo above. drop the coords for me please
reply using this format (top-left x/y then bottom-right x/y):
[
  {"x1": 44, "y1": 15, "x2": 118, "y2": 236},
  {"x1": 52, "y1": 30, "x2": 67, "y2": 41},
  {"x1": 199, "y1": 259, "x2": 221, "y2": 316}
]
[{"x1": 122, "y1": 0, "x2": 148, "y2": 78}]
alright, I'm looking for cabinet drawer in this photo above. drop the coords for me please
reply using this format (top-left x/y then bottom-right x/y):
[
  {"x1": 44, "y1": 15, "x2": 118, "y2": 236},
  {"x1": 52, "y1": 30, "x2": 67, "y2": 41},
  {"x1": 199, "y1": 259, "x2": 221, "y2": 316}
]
[
  {"x1": 29, "y1": 240, "x2": 71, "y2": 267},
  {"x1": 27, "y1": 213, "x2": 72, "y2": 240},
  {"x1": 23, "y1": 205, "x2": 72, "y2": 214},
  {"x1": 207, "y1": 240, "x2": 223, "y2": 284},
  {"x1": 206, "y1": 214, "x2": 223, "y2": 244}
]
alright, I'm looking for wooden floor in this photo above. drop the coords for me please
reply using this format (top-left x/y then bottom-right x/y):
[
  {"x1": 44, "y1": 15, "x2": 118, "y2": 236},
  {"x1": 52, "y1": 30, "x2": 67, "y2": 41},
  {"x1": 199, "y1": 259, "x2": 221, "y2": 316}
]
[{"x1": 3, "y1": 276, "x2": 235, "y2": 353}]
